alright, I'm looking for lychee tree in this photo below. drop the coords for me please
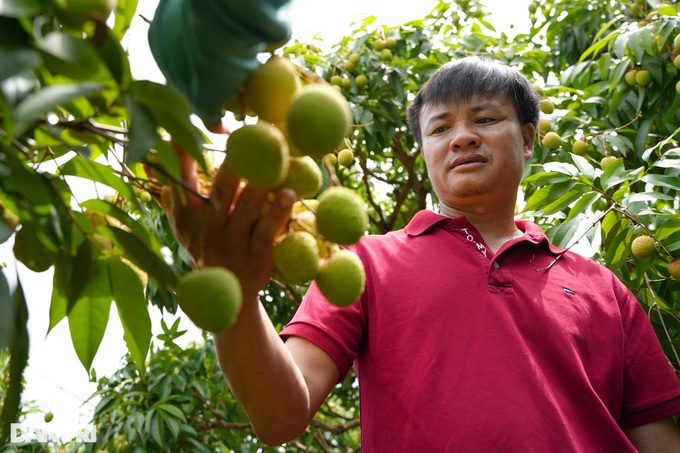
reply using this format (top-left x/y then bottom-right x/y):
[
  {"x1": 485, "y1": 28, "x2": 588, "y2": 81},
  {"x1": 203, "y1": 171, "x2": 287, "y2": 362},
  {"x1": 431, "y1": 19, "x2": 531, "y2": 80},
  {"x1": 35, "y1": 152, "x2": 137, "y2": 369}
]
[{"x1": 2, "y1": 0, "x2": 680, "y2": 450}]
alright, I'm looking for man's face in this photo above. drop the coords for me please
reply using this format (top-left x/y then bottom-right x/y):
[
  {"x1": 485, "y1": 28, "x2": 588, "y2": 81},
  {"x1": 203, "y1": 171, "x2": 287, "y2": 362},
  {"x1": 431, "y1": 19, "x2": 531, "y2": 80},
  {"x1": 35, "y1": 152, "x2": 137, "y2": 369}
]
[{"x1": 419, "y1": 94, "x2": 535, "y2": 213}]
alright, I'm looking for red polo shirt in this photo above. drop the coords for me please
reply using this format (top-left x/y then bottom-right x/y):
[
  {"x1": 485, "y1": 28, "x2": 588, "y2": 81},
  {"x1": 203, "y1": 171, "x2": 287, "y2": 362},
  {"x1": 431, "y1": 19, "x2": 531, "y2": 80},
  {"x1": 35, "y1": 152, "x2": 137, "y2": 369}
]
[{"x1": 280, "y1": 210, "x2": 680, "y2": 451}]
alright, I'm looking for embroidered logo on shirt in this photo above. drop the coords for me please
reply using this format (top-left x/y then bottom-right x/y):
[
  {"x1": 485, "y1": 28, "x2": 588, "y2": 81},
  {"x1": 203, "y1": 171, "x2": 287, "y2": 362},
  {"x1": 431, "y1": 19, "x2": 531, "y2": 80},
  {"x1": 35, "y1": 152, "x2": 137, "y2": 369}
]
[
  {"x1": 563, "y1": 287, "x2": 576, "y2": 295},
  {"x1": 461, "y1": 227, "x2": 488, "y2": 257}
]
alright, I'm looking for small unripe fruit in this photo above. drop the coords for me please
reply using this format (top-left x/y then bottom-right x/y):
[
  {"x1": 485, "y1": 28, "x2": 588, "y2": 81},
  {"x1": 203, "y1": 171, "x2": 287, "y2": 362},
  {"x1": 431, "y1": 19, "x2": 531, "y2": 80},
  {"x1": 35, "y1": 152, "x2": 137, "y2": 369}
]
[
  {"x1": 355, "y1": 74, "x2": 368, "y2": 88},
  {"x1": 373, "y1": 39, "x2": 385, "y2": 51},
  {"x1": 226, "y1": 123, "x2": 289, "y2": 188},
  {"x1": 625, "y1": 69, "x2": 639, "y2": 86},
  {"x1": 572, "y1": 139, "x2": 589, "y2": 156},
  {"x1": 243, "y1": 56, "x2": 300, "y2": 124},
  {"x1": 280, "y1": 156, "x2": 323, "y2": 199},
  {"x1": 316, "y1": 186, "x2": 368, "y2": 245},
  {"x1": 315, "y1": 249, "x2": 366, "y2": 307},
  {"x1": 540, "y1": 99, "x2": 555, "y2": 114},
  {"x1": 676, "y1": 80, "x2": 680, "y2": 96},
  {"x1": 385, "y1": 37, "x2": 398, "y2": 49},
  {"x1": 337, "y1": 149, "x2": 354, "y2": 167},
  {"x1": 273, "y1": 232, "x2": 320, "y2": 285},
  {"x1": 675, "y1": 34, "x2": 680, "y2": 49},
  {"x1": 324, "y1": 153, "x2": 337, "y2": 166},
  {"x1": 669, "y1": 259, "x2": 680, "y2": 281},
  {"x1": 287, "y1": 84, "x2": 352, "y2": 159},
  {"x1": 538, "y1": 119, "x2": 552, "y2": 134},
  {"x1": 330, "y1": 75, "x2": 343, "y2": 86},
  {"x1": 600, "y1": 155, "x2": 617, "y2": 170},
  {"x1": 674, "y1": 55, "x2": 680, "y2": 70},
  {"x1": 528, "y1": 1, "x2": 539, "y2": 13},
  {"x1": 44, "y1": 412, "x2": 54, "y2": 423},
  {"x1": 380, "y1": 49, "x2": 393, "y2": 61},
  {"x1": 635, "y1": 69, "x2": 652, "y2": 86},
  {"x1": 349, "y1": 52, "x2": 361, "y2": 64},
  {"x1": 341, "y1": 78, "x2": 351, "y2": 88},
  {"x1": 631, "y1": 3, "x2": 642, "y2": 17},
  {"x1": 541, "y1": 131, "x2": 562, "y2": 149},
  {"x1": 176, "y1": 267, "x2": 242, "y2": 333},
  {"x1": 532, "y1": 83, "x2": 544, "y2": 96},
  {"x1": 631, "y1": 235, "x2": 656, "y2": 259}
]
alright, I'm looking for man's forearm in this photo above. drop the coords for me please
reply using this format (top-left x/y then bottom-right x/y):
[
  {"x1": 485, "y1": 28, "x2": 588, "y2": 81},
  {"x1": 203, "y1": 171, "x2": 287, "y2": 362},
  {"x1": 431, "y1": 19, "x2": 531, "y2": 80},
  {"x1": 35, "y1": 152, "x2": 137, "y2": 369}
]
[{"x1": 213, "y1": 299, "x2": 311, "y2": 445}]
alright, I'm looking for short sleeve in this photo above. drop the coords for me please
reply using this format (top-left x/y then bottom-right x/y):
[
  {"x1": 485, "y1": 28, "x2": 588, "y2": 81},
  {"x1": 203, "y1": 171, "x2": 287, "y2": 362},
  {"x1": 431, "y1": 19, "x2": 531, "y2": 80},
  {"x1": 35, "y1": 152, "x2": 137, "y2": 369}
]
[
  {"x1": 148, "y1": 0, "x2": 293, "y2": 125},
  {"x1": 280, "y1": 279, "x2": 367, "y2": 380},
  {"x1": 619, "y1": 290, "x2": 680, "y2": 428}
]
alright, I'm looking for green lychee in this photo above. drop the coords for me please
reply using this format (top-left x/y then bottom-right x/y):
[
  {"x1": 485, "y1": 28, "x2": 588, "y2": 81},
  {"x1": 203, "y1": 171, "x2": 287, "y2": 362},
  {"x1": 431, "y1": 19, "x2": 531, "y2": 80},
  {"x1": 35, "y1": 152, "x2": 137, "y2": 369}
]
[
  {"x1": 631, "y1": 235, "x2": 656, "y2": 259},
  {"x1": 280, "y1": 156, "x2": 323, "y2": 199},
  {"x1": 669, "y1": 259, "x2": 680, "y2": 281},
  {"x1": 315, "y1": 249, "x2": 366, "y2": 307},
  {"x1": 337, "y1": 149, "x2": 354, "y2": 167},
  {"x1": 226, "y1": 123, "x2": 289, "y2": 189},
  {"x1": 540, "y1": 99, "x2": 555, "y2": 114},
  {"x1": 243, "y1": 56, "x2": 300, "y2": 124},
  {"x1": 541, "y1": 131, "x2": 562, "y2": 149},
  {"x1": 273, "y1": 231, "x2": 320, "y2": 285},
  {"x1": 176, "y1": 267, "x2": 243, "y2": 333},
  {"x1": 572, "y1": 139, "x2": 589, "y2": 156},
  {"x1": 315, "y1": 187, "x2": 368, "y2": 245},
  {"x1": 287, "y1": 84, "x2": 352, "y2": 159}
]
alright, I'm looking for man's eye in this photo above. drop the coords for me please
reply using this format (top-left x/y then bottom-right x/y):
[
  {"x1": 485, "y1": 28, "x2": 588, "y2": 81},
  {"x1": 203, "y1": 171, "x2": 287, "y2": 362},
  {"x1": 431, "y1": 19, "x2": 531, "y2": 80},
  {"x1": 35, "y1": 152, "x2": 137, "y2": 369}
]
[
  {"x1": 476, "y1": 117, "x2": 495, "y2": 124},
  {"x1": 433, "y1": 126, "x2": 449, "y2": 134}
]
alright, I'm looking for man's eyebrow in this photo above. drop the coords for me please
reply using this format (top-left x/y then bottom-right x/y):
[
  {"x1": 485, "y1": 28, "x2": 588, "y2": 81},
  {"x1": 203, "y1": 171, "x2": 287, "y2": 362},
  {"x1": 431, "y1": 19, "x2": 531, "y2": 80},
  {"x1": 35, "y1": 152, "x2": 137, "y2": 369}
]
[
  {"x1": 424, "y1": 111, "x2": 450, "y2": 129},
  {"x1": 424, "y1": 102, "x2": 503, "y2": 129}
]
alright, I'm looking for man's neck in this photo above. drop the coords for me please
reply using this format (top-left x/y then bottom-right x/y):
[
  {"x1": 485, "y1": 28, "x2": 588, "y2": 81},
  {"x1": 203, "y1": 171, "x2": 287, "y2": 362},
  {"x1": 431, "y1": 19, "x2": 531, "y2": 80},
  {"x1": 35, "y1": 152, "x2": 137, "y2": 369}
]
[{"x1": 439, "y1": 204, "x2": 523, "y2": 253}]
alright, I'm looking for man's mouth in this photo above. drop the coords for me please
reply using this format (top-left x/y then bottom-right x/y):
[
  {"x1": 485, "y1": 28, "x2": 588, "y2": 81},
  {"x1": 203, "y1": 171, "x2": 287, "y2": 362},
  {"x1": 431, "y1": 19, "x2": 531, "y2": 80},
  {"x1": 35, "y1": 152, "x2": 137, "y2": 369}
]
[{"x1": 450, "y1": 154, "x2": 488, "y2": 170}]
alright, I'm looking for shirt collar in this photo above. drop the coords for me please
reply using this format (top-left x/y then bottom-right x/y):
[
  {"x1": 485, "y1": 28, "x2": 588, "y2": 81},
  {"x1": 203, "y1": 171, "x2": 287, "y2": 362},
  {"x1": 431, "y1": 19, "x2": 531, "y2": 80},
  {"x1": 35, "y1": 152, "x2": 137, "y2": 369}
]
[{"x1": 404, "y1": 210, "x2": 566, "y2": 256}]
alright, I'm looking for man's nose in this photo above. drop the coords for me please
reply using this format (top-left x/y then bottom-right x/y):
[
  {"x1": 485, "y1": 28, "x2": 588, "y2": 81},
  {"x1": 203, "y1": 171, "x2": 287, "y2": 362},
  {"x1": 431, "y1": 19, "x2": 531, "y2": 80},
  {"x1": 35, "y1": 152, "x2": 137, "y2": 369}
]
[{"x1": 449, "y1": 123, "x2": 480, "y2": 150}]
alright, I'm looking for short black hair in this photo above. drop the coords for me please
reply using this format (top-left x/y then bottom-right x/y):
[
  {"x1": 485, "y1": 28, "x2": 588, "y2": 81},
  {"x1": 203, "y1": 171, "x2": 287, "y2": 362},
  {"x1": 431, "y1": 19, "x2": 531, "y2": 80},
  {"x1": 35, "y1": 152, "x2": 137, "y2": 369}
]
[{"x1": 406, "y1": 57, "x2": 541, "y2": 147}]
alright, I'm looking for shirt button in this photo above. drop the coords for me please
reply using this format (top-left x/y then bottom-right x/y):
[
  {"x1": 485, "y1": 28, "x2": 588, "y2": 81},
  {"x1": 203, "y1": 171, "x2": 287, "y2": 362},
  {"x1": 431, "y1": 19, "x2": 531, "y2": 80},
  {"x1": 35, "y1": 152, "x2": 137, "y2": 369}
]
[{"x1": 493, "y1": 261, "x2": 500, "y2": 269}]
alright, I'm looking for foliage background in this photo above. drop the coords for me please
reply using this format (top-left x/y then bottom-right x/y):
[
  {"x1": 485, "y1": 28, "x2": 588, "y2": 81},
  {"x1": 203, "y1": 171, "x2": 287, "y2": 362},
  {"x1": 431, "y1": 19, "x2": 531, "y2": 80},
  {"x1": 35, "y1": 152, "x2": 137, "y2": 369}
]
[{"x1": 1, "y1": 0, "x2": 680, "y2": 451}]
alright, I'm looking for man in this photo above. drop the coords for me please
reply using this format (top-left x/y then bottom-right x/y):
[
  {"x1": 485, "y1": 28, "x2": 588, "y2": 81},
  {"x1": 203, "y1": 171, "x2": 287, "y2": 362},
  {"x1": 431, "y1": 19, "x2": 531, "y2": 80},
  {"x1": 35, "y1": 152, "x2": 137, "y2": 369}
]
[{"x1": 163, "y1": 56, "x2": 680, "y2": 451}]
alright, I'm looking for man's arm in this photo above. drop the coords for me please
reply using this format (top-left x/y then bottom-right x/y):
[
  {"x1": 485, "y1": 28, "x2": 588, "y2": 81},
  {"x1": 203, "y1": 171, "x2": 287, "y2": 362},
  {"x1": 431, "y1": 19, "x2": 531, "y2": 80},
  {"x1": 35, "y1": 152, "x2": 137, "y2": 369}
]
[
  {"x1": 163, "y1": 148, "x2": 340, "y2": 445},
  {"x1": 625, "y1": 417, "x2": 680, "y2": 453},
  {"x1": 214, "y1": 303, "x2": 340, "y2": 446}
]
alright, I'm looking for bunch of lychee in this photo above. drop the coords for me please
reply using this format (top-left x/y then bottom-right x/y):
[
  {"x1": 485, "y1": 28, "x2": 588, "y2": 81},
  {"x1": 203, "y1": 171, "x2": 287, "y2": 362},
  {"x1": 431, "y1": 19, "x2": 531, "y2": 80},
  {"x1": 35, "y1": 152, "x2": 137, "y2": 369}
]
[{"x1": 176, "y1": 56, "x2": 368, "y2": 333}]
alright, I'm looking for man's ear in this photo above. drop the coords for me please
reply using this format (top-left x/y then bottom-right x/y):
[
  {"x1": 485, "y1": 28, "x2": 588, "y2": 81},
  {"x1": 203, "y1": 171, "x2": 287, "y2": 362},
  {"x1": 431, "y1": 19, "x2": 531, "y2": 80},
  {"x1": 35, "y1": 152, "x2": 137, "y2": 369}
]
[{"x1": 522, "y1": 123, "x2": 536, "y2": 160}]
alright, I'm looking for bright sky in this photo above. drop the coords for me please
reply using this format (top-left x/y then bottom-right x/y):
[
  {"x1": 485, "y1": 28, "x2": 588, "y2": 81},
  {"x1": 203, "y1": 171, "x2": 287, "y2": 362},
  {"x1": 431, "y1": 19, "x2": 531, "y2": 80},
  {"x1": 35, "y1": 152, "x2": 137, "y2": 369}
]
[{"x1": 5, "y1": 0, "x2": 530, "y2": 444}]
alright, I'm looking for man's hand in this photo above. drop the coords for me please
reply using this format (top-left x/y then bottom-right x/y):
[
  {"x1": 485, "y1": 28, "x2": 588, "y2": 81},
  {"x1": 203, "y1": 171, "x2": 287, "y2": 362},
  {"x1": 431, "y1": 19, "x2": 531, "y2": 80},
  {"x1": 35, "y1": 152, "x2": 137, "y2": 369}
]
[{"x1": 161, "y1": 140, "x2": 296, "y2": 303}]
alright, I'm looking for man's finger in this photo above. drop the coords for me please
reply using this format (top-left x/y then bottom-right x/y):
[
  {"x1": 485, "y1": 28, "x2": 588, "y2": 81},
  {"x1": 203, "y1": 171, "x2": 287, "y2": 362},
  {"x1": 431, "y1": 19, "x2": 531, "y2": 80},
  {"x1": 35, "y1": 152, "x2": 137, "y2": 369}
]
[
  {"x1": 210, "y1": 161, "x2": 241, "y2": 216},
  {"x1": 250, "y1": 188, "x2": 296, "y2": 257},
  {"x1": 226, "y1": 183, "x2": 273, "y2": 240}
]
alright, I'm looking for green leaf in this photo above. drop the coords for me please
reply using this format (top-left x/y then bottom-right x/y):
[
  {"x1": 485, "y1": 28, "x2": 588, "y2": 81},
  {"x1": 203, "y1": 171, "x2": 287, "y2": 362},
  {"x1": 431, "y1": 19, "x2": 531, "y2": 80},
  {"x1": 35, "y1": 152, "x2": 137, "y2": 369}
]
[
  {"x1": 523, "y1": 180, "x2": 577, "y2": 213},
  {"x1": 0, "y1": 272, "x2": 28, "y2": 443},
  {"x1": 0, "y1": 270, "x2": 16, "y2": 350},
  {"x1": 604, "y1": 226, "x2": 633, "y2": 270},
  {"x1": 0, "y1": 0, "x2": 46, "y2": 17},
  {"x1": 11, "y1": 82, "x2": 104, "y2": 137},
  {"x1": 546, "y1": 217, "x2": 581, "y2": 249},
  {"x1": 97, "y1": 226, "x2": 179, "y2": 290},
  {"x1": 566, "y1": 191, "x2": 601, "y2": 222},
  {"x1": 158, "y1": 404, "x2": 186, "y2": 422},
  {"x1": 80, "y1": 198, "x2": 151, "y2": 246},
  {"x1": 641, "y1": 174, "x2": 680, "y2": 191},
  {"x1": 68, "y1": 257, "x2": 113, "y2": 371},
  {"x1": 543, "y1": 185, "x2": 589, "y2": 216},
  {"x1": 59, "y1": 155, "x2": 138, "y2": 204},
  {"x1": 109, "y1": 259, "x2": 151, "y2": 381},
  {"x1": 47, "y1": 269, "x2": 68, "y2": 334},
  {"x1": 129, "y1": 80, "x2": 204, "y2": 167},
  {"x1": 125, "y1": 94, "x2": 158, "y2": 164},
  {"x1": 36, "y1": 31, "x2": 109, "y2": 81}
]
